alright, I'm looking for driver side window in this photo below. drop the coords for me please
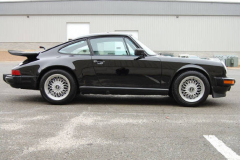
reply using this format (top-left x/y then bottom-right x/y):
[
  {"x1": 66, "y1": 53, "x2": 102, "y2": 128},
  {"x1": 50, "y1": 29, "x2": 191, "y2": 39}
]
[{"x1": 90, "y1": 37, "x2": 128, "y2": 56}]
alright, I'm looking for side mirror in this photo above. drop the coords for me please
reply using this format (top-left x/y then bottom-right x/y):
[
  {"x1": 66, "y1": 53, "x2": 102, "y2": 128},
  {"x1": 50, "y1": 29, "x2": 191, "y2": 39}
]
[{"x1": 134, "y1": 48, "x2": 145, "y2": 57}]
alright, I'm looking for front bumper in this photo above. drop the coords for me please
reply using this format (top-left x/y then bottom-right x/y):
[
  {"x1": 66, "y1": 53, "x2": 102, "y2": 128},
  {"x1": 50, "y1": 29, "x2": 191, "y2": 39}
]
[
  {"x1": 212, "y1": 77, "x2": 235, "y2": 98},
  {"x1": 3, "y1": 74, "x2": 38, "y2": 90}
]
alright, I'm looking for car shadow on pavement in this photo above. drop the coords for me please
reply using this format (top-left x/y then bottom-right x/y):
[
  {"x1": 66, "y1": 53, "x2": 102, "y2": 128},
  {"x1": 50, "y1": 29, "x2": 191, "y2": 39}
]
[
  {"x1": 8, "y1": 94, "x2": 222, "y2": 108},
  {"x1": 9, "y1": 94, "x2": 179, "y2": 106},
  {"x1": 72, "y1": 95, "x2": 221, "y2": 107},
  {"x1": 71, "y1": 95, "x2": 179, "y2": 106}
]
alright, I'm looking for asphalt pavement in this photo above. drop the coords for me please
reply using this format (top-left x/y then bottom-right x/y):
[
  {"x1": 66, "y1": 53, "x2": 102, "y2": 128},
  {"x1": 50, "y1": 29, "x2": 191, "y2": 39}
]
[{"x1": 0, "y1": 62, "x2": 240, "y2": 160}]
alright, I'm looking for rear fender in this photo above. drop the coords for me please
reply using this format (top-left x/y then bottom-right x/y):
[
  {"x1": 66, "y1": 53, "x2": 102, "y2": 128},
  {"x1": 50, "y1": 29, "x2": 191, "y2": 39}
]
[{"x1": 37, "y1": 58, "x2": 76, "y2": 75}]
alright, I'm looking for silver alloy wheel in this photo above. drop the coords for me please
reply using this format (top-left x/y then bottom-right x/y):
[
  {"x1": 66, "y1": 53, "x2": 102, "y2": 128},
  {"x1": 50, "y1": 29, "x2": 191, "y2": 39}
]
[
  {"x1": 179, "y1": 76, "x2": 205, "y2": 103},
  {"x1": 44, "y1": 74, "x2": 70, "y2": 101}
]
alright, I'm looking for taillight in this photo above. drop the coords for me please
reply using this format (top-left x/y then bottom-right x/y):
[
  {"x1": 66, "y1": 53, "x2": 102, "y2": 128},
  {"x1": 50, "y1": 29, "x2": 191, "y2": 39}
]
[{"x1": 12, "y1": 70, "x2": 21, "y2": 76}]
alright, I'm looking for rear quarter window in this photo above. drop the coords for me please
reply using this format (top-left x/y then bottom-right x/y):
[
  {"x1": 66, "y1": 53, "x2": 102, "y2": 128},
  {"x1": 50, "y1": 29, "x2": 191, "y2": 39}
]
[{"x1": 59, "y1": 41, "x2": 90, "y2": 55}]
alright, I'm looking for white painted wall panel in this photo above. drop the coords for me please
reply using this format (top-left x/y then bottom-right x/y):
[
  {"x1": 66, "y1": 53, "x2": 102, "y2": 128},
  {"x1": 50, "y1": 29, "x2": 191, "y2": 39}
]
[
  {"x1": 0, "y1": 15, "x2": 240, "y2": 52},
  {"x1": 115, "y1": 30, "x2": 139, "y2": 39},
  {"x1": 67, "y1": 23, "x2": 89, "y2": 40}
]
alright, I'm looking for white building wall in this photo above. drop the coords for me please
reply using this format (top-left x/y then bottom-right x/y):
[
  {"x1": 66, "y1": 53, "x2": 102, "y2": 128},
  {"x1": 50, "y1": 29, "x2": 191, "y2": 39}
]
[{"x1": 0, "y1": 15, "x2": 240, "y2": 53}]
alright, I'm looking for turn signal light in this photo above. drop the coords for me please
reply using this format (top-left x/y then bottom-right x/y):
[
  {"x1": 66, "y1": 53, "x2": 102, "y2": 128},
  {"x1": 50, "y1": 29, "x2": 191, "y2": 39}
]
[
  {"x1": 12, "y1": 70, "x2": 21, "y2": 76},
  {"x1": 223, "y1": 80, "x2": 235, "y2": 85}
]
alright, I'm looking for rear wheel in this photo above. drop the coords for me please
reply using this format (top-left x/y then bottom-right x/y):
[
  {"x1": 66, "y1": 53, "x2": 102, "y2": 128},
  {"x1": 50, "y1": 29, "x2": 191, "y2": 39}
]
[
  {"x1": 172, "y1": 71, "x2": 210, "y2": 106},
  {"x1": 40, "y1": 69, "x2": 77, "y2": 104}
]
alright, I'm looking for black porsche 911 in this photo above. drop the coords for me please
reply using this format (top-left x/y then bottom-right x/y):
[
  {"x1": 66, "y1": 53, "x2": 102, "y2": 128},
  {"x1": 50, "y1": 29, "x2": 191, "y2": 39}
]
[{"x1": 3, "y1": 33, "x2": 235, "y2": 106}]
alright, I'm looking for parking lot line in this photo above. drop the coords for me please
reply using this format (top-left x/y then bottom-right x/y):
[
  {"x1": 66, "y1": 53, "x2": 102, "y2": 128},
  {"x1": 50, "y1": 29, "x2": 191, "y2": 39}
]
[{"x1": 204, "y1": 135, "x2": 240, "y2": 160}]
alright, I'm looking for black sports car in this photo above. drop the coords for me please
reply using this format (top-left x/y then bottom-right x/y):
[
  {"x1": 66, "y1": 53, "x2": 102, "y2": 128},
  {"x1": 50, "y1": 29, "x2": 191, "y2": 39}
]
[{"x1": 3, "y1": 33, "x2": 235, "y2": 106}]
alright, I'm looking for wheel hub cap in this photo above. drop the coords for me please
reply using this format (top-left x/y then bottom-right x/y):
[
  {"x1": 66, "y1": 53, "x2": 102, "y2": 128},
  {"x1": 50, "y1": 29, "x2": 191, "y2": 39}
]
[
  {"x1": 189, "y1": 87, "x2": 194, "y2": 93},
  {"x1": 55, "y1": 85, "x2": 60, "y2": 90},
  {"x1": 179, "y1": 76, "x2": 205, "y2": 103},
  {"x1": 44, "y1": 74, "x2": 71, "y2": 101}
]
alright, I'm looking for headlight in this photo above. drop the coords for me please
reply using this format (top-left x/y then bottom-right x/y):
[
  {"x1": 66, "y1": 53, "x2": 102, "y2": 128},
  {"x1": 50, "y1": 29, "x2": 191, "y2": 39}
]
[{"x1": 221, "y1": 61, "x2": 227, "y2": 73}]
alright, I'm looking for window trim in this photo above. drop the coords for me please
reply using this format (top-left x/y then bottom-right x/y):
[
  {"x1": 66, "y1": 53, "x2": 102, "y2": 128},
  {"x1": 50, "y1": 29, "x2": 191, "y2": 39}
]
[
  {"x1": 57, "y1": 35, "x2": 150, "y2": 57},
  {"x1": 58, "y1": 38, "x2": 92, "y2": 56},
  {"x1": 126, "y1": 36, "x2": 149, "y2": 57},
  {"x1": 124, "y1": 37, "x2": 138, "y2": 56},
  {"x1": 88, "y1": 36, "x2": 131, "y2": 56},
  {"x1": 123, "y1": 38, "x2": 130, "y2": 56}
]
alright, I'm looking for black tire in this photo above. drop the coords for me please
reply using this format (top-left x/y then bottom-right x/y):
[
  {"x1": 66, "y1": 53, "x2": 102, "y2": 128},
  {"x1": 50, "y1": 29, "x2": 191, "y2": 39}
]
[
  {"x1": 172, "y1": 71, "x2": 210, "y2": 107},
  {"x1": 40, "y1": 69, "x2": 77, "y2": 105},
  {"x1": 168, "y1": 90, "x2": 173, "y2": 98}
]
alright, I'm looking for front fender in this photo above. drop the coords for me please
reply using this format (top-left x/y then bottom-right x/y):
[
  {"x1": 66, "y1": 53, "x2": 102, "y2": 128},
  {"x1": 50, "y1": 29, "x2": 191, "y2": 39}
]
[
  {"x1": 170, "y1": 64, "x2": 213, "y2": 93},
  {"x1": 176, "y1": 64, "x2": 210, "y2": 78}
]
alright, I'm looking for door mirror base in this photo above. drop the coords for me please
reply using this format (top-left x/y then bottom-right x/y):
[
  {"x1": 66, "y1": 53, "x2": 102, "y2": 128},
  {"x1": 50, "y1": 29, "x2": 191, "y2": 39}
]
[{"x1": 134, "y1": 48, "x2": 145, "y2": 60}]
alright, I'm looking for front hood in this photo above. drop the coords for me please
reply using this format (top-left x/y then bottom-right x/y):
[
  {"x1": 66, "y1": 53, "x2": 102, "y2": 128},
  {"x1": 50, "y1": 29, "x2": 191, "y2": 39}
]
[{"x1": 155, "y1": 55, "x2": 223, "y2": 67}]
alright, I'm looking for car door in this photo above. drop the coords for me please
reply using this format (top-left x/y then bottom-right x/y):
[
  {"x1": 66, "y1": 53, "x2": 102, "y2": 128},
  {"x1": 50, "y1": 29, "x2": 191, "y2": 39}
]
[
  {"x1": 58, "y1": 39, "x2": 100, "y2": 87},
  {"x1": 89, "y1": 36, "x2": 161, "y2": 88}
]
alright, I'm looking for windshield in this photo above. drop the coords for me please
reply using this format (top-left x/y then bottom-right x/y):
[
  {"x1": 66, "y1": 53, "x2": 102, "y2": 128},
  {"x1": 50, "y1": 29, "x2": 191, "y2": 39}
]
[{"x1": 132, "y1": 37, "x2": 157, "y2": 56}]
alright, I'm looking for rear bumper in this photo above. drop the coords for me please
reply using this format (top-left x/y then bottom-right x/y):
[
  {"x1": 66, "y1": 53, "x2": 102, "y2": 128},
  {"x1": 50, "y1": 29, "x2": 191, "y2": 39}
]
[
  {"x1": 3, "y1": 74, "x2": 38, "y2": 90},
  {"x1": 212, "y1": 77, "x2": 235, "y2": 98}
]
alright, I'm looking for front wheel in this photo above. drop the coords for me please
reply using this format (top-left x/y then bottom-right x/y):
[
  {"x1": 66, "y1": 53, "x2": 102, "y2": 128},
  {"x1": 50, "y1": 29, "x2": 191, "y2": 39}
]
[
  {"x1": 172, "y1": 71, "x2": 210, "y2": 107},
  {"x1": 40, "y1": 69, "x2": 77, "y2": 105}
]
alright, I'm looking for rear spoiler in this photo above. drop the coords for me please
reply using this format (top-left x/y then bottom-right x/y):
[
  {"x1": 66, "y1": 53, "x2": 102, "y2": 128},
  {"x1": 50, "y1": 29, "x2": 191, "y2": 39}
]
[{"x1": 8, "y1": 50, "x2": 39, "y2": 60}]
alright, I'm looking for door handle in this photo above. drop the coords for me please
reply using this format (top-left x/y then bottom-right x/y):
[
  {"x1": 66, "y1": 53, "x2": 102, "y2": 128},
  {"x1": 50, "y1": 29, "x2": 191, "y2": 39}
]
[{"x1": 93, "y1": 60, "x2": 105, "y2": 65}]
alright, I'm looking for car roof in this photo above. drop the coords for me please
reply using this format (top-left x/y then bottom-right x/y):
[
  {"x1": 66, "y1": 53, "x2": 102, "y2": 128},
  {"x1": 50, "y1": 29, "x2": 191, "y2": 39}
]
[{"x1": 73, "y1": 32, "x2": 132, "y2": 40}]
